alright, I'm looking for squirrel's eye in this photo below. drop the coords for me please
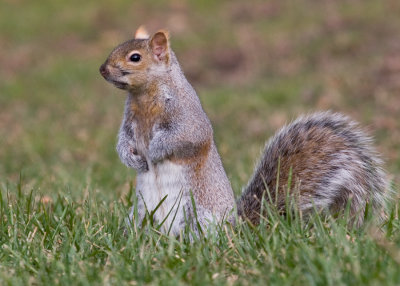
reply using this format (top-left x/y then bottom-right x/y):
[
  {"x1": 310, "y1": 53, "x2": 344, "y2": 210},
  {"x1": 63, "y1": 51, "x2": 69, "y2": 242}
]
[{"x1": 129, "y1": 53, "x2": 141, "y2": 62}]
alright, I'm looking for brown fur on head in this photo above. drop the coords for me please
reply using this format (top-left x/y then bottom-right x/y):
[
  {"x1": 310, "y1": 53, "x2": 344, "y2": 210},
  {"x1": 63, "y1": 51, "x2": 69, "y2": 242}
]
[{"x1": 99, "y1": 28, "x2": 170, "y2": 92}]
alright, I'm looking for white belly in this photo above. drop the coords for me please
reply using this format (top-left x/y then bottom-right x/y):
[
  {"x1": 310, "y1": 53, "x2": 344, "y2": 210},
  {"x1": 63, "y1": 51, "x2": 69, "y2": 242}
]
[{"x1": 136, "y1": 160, "x2": 188, "y2": 235}]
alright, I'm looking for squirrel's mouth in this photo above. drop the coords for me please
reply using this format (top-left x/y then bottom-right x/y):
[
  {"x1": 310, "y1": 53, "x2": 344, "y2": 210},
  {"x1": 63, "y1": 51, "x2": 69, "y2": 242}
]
[
  {"x1": 110, "y1": 80, "x2": 128, "y2": 90},
  {"x1": 100, "y1": 63, "x2": 129, "y2": 90}
]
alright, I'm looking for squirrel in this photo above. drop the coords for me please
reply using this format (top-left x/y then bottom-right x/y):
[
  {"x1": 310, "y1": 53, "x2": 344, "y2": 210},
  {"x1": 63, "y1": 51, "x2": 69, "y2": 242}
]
[{"x1": 99, "y1": 27, "x2": 389, "y2": 236}]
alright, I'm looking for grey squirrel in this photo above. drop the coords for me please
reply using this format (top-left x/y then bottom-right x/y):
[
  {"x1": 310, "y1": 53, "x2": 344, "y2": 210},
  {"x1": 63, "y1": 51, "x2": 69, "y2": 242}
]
[{"x1": 99, "y1": 27, "x2": 388, "y2": 235}]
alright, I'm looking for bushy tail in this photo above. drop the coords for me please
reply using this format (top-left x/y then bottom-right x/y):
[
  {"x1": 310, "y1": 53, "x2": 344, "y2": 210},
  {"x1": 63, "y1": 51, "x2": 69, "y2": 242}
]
[{"x1": 236, "y1": 111, "x2": 389, "y2": 225}]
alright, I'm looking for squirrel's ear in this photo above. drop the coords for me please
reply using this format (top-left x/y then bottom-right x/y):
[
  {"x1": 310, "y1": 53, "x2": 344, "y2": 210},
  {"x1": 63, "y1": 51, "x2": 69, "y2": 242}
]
[
  {"x1": 134, "y1": 25, "x2": 149, "y2": 39},
  {"x1": 150, "y1": 30, "x2": 170, "y2": 63}
]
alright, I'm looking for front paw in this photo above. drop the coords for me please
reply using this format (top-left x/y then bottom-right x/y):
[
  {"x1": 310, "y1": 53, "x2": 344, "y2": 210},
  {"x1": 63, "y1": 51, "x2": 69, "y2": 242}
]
[
  {"x1": 148, "y1": 138, "x2": 172, "y2": 164},
  {"x1": 118, "y1": 146, "x2": 148, "y2": 172},
  {"x1": 127, "y1": 154, "x2": 149, "y2": 172}
]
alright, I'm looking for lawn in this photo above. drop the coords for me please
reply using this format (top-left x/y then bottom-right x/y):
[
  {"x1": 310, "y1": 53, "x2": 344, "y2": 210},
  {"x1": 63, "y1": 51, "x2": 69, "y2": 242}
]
[{"x1": 1, "y1": 0, "x2": 399, "y2": 285}]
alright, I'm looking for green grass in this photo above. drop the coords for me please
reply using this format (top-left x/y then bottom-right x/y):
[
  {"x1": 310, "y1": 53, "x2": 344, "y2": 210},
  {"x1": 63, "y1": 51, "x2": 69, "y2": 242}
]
[
  {"x1": 1, "y1": 180, "x2": 399, "y2": 285},
  {"x1": 1, "y1": 0, "x2": 400, "y2": 284}
]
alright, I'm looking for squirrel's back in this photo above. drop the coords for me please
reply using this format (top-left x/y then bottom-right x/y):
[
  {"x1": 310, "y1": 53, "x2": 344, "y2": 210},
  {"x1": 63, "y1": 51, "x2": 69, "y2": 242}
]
[{"x1": 237, "y1": 111, "x2": 388, "y2": 225}]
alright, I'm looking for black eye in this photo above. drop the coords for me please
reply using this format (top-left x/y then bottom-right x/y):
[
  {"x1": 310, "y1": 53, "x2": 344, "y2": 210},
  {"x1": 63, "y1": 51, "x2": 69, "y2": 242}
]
[{"x1": 130, "y1": 53, "x2": 141, "y2": 62}]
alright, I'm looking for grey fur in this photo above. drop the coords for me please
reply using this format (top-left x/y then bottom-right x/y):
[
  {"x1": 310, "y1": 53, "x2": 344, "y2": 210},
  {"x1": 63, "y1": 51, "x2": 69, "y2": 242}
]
[
  {"x1": 101, "y1": 35, "x2": 389, "y2": 235},
  {"x1": 237, "y1": 111, "x2": 389, "y2": 225},
  {"x1": 117, "y1": 103, "x2": 148, "y2": 172},
  {"x1": 116, "y1": 50, "x2": 235, "y2": 235}
]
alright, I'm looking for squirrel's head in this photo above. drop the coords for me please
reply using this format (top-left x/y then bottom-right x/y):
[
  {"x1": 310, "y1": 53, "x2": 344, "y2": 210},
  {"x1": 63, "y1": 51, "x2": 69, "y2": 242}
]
[{"x1": 99, "y1": 26, "x2": 171, "y2": 91}]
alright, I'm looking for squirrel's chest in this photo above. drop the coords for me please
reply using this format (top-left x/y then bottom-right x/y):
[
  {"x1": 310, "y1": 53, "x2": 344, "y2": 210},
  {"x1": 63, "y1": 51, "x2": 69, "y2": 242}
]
[
  {"x1": 122, "y1": 111, "x2": 158, "y2": 155},
  {"x1": 128, "y1": 97, "x2": 165, "y2": 149}
]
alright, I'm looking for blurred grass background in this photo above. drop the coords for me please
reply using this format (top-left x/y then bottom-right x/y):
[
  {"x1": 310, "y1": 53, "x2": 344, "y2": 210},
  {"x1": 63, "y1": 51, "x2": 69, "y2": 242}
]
[{"x1": 1, "y1": 0, "x2": 400, "y2": 199}]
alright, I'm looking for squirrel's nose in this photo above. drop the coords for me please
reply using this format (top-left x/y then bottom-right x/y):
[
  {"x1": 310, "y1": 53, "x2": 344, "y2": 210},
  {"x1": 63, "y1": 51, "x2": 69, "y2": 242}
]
[{"x1": 99, "y1": 64, "x2": 108, "y2": 77}]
